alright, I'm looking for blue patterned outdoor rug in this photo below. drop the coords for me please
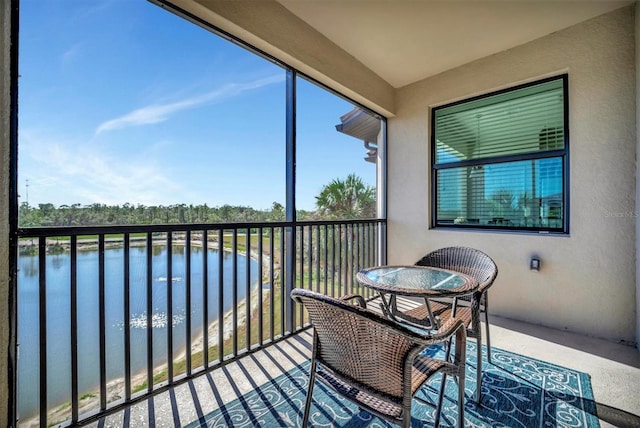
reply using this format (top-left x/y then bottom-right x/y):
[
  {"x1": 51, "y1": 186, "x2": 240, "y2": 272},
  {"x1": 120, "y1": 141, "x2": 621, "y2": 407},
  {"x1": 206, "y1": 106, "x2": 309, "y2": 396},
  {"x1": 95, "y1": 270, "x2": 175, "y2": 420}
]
[{"x1": 188, "y1": 343, "x2": 599, "y2": 427}]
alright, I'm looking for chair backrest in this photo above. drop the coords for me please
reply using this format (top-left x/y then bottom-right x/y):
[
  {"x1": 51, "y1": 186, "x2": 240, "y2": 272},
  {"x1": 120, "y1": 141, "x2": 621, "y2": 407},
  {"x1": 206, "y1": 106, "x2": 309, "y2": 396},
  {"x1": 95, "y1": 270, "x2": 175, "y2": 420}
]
[
  {"x1": 415, "y1": 246, "x2": 498, "y2": 294},
  {"x1": 291, "y1": 288, "x2": 436, "y2": 400}
]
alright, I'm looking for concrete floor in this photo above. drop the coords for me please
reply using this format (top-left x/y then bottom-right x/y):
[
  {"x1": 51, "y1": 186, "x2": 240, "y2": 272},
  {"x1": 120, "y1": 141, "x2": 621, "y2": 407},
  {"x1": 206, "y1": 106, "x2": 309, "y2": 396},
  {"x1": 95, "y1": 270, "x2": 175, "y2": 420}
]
[{"x1": 85, "y1": 311, "x2": 640, "y2": 427}]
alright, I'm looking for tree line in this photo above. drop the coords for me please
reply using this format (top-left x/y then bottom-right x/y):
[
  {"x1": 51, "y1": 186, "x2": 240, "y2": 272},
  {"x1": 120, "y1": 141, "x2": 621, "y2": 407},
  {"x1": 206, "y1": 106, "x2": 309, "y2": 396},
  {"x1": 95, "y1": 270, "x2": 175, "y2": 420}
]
[
  {"x1": 18, "y1": 201, "x2": 295, "y2": 227},
  {"x1": 19, "y1": 174, "x2": 376, "y2": 227}
]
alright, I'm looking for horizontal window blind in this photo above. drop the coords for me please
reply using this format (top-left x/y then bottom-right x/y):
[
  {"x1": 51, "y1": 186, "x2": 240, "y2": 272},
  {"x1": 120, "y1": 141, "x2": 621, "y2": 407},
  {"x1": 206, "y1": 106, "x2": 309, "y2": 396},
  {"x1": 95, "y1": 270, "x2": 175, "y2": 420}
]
[{"x1": 435, "y1": 78, "x2": 564, "y2": 164}]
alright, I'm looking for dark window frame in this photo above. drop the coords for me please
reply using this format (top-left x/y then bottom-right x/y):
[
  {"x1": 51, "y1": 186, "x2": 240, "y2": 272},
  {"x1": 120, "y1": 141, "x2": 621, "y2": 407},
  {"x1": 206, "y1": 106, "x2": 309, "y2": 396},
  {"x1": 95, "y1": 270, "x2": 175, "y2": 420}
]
[{"x1": 430, "y1": 74, "x2": 569, "y2": 234}]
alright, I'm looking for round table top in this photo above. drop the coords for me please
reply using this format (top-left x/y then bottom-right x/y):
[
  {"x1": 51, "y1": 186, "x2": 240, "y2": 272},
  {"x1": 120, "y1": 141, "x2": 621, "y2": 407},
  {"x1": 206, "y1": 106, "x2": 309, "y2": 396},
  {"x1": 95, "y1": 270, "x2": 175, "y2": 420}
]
[{"x1": 356, "y1": 265, "x2": 478, "y2": 297}]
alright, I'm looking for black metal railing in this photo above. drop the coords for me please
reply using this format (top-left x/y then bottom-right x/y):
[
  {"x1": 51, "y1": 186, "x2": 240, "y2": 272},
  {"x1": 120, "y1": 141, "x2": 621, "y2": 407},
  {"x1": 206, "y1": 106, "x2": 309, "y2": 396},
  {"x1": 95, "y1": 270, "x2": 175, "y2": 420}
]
[{"x1": 16, "y1": 219, "x2": 385, "y2": 427}]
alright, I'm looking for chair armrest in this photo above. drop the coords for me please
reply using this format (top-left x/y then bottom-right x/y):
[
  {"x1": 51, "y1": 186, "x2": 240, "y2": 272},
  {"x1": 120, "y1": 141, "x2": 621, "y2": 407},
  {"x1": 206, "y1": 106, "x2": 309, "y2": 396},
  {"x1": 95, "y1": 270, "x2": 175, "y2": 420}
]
[
  {"x1": 340, "y1": 294, "x2": 367, "y2": 308},
  {"x1": 428, "y1": 315, "x2": 466, "y2": 342}
]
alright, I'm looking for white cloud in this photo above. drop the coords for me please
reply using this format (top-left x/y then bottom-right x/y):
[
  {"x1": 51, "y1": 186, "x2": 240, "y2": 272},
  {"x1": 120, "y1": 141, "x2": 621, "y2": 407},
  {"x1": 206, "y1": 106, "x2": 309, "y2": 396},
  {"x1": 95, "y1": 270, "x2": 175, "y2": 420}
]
[
  {"x1": 95, "y1": 74, "x2": 284, "y2": 135},
  {"x1": 19, "y1": 130, "x2": 182, "y2": 206}
]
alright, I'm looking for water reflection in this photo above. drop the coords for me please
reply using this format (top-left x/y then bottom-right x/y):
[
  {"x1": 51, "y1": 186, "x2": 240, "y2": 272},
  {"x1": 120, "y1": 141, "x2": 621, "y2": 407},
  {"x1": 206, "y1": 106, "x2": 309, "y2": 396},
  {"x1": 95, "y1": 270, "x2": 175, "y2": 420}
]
[
  {"x1": 50, "y1": 254, "x2": 66, "y2": 270},
  {"x1": 20, "y1": 256, "x2": 38, "y2": 277}
]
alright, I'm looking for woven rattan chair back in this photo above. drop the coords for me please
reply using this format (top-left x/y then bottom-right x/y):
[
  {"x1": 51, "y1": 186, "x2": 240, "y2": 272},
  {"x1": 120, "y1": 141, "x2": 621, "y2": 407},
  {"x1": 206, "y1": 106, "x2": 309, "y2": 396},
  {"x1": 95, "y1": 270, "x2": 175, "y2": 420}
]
[
  {"x1": 415, "y1": 246, "x2": 498, "y2": 295},
  {"x1": 291, "y1": 288, "x2": 466, "y2": 428}
]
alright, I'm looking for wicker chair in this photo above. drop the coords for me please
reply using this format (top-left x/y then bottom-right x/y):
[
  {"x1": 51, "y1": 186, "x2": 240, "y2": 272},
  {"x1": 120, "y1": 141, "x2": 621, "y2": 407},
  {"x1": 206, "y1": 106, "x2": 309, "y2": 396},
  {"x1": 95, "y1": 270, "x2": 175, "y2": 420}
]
[
  {"x1": 406, "y1": 246, "x2": 498, "y2": 403},
  {"x1": 291, "y1": 288, "x2": 467, "y2": 428}
]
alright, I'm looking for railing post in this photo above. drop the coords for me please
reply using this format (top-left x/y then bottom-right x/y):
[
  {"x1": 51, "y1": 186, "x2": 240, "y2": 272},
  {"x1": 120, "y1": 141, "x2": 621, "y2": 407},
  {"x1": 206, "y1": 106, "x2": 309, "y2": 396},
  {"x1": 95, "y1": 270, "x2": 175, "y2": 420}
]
[
  {"x1": 38, "y1": 238, "x2": 47, "y2": 428},
  {"x1": 285, "y1": 226, "x2": 296, "y2": 333}
]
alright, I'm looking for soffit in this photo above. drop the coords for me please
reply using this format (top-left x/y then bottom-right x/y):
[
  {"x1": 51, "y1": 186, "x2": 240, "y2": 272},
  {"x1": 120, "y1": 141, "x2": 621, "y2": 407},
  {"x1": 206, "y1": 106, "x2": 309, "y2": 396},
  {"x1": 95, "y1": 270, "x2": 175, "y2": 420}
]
[{"x1": 277, "y1": 0, "x2": 632, "y2": 88}]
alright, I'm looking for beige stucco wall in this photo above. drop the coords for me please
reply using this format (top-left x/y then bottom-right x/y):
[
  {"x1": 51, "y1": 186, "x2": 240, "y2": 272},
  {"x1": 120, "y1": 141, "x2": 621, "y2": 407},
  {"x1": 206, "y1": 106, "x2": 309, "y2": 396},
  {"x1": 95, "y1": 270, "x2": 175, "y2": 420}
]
[
  {"x1": 390, "y1": 5, "x2": 637, "y2": 343},
  {"x1": 1, "y1": 0, "x2": 12, "y2": 425}
]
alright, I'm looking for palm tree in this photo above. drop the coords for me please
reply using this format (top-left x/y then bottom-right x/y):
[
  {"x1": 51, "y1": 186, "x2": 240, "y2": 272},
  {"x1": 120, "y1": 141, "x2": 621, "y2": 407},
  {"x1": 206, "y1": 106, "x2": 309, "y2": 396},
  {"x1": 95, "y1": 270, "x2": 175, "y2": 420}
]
[
  {"x1": 314, "y1": 174, "x2": 376, "y2": 293},
  {"x1": 315, "y1": 173, "x2": 376, "y2": 219}
]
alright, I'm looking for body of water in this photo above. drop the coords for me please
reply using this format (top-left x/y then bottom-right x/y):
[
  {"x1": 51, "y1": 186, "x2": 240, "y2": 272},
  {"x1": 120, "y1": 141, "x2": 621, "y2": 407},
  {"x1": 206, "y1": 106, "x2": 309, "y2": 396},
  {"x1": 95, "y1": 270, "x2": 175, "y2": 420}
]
[{"x1": 17, "y1": 245, "x2": 259, "y2": 420}]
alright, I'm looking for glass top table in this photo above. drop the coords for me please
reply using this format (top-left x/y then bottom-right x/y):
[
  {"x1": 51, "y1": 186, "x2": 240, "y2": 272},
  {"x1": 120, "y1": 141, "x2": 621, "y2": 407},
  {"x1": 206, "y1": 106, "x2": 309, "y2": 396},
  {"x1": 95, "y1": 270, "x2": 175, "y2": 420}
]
[
  {"x1": 357, "y1": 265, "x2": 477, "y2": 297},
  {"x1": 356, "y1": 265, "x2": 478, "y2": 329}
]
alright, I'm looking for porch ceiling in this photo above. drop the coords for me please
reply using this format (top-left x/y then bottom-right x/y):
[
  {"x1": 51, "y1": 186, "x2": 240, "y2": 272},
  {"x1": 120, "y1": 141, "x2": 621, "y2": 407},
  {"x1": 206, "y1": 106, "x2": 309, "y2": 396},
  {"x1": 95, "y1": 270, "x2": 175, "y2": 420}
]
[{"x1": 277, "y1": 0, "x2": 632, "y2": 88}]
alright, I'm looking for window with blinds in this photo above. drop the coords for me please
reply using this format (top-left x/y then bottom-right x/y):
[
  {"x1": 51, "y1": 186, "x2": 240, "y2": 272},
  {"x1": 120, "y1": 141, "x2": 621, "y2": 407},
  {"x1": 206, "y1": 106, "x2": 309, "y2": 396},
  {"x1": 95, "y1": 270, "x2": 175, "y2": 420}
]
[{"x1": 431, "y1": 75, "x2": 568, "y2": 233}]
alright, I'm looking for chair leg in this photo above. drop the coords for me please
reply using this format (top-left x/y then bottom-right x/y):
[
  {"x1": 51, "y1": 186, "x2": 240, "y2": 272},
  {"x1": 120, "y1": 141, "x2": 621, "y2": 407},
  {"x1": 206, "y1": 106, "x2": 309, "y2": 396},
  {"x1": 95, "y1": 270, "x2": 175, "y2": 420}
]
[
  {"x1": 434, "y1": 334, "x2": 454, "y2": 428},
  {"x1": 433, "y1": 373, "x2": 447, "y2": 428},
  {"x1": 474, "y1": 332, "x2": 482, "y2": 405},
  {"x1": 401, "y1": 406, "x2": 412, "y2": 428},
  {"x1": 302, "y1": 360, "x2": 317, "y2": 428},
  {"x1": 484, "y1": 297, "x2": 491, "y2": 364},
  {"x1": 484, "y1": 310, "x2": 491, "y2": 365},
  {"x1": 457, "y1": 365, "x2": 465, "y2": 428}
]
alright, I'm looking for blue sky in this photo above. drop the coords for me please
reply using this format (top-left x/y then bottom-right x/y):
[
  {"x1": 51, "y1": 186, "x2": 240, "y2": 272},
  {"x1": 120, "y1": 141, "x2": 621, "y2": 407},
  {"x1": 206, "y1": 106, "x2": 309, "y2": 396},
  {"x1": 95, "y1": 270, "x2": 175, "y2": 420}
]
[{"x1": 18, "y1": 0, "x2": 378, "y2": 211}]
